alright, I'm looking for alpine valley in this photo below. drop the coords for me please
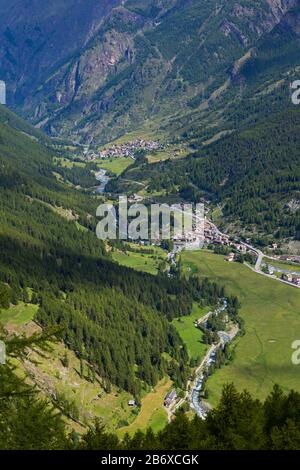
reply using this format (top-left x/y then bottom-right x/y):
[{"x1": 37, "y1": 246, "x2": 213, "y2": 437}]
[{"x1": 0, "y1": 0, "x2": 300, "y2": 451}]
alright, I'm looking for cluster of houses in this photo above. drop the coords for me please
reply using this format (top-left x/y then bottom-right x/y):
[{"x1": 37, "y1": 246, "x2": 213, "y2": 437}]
[
  {"x1": 84, "y1": 139, "x2": 163, "y2": 161},
  {"x1": 169, "y1": 218, "x2": 254, "y2": 255},
  {"x1": 279, "y1": 255, "x2": 300, "y2": 264},
  {"x1": 204, "y1": 226, "x2": 229, "y2": 246},
  {"x1": 281, "y1": 273, "x2": 300, "y2": 286},
  {"x1": 204, "y1": 224, "x2": 248, "y2": 251},
  {"x1": 132, "y1": 389, "x2": 178, "y2": 409},
  {"x1": 204, "y1": 224, "x2": 252, "y2": 257},
  {"x1": 173, "y1": 230, "x2": 204, "y2": 250}
]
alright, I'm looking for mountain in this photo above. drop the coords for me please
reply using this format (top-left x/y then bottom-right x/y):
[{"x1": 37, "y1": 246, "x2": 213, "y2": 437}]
[
  {"x1": 1, "y1": 0, "x2": 298, "y2": 143},
  {"x1": 0, "y1": 0, "x2": 122, "y2": 107},
  {"x1": 1, "y1": 0, "x2": 299, "y2": 244},
  {"x1": 109, "y1": 4, "x2": 300, "y2": 245}
]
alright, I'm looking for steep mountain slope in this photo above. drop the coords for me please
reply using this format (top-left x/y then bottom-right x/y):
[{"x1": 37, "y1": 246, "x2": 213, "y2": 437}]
[
  {"x1": 2, "y1": 0, "x2": 298, "y2": 143},
  {"x1": 0, "y1": 0, "x2": 122, "y2": 106}
]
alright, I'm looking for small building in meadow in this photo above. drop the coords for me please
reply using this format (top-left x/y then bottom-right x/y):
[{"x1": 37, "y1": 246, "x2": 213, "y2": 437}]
[
  {"x1": 282, "y1": 273, "x2": 293, "y2": 283},
  {"x1": 164, "y1": 389, "x2": 177, "y2": 407},
  {"x1": 225, "y1": 253, "x2": 235, "y2": 262}
]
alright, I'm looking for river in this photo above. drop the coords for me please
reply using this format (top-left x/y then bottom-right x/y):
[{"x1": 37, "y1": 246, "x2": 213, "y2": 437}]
[
  {"x1": 95, "y1": 169, "x2": 110, "y2": 194},
  {"x1": 190, "y1": 299, "x2": 239, "y2": 419}
]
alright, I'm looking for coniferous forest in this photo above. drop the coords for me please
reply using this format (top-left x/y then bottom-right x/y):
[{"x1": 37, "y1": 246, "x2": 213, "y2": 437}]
[
  {"x1": 1, "y1": 329, "x2": 300, "y2": 451},
  {"x1": 1, "y1": 0, "x2": 300, "y2": 457}
]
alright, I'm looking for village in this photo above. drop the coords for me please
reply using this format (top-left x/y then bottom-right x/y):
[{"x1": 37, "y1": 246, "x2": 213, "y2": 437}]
[
  {"x1": 169, "y1": 213, "x2": 300, "y2": 288},
  {"x1": 84, "y1": 139, "x2": 163, "y2": 161},
  {"x1": 281, "y1": 273, "x2": 300, "y2": 286}
]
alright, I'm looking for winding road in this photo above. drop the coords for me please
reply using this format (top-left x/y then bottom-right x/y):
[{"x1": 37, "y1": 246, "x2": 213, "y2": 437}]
[{"x1": 200, "y1": 218, "x2": 300, "y2": 289}]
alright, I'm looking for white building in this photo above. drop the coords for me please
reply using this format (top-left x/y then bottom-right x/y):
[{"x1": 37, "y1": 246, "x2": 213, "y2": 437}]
[{"x1": 0, "y1": 81, "x2": 6, "y2": 105}]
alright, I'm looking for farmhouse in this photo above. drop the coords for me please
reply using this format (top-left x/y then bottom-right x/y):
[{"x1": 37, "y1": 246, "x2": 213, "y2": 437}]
[
  {"x1": 164, "y1": 389, "x2": 177, "y2": 407},
  {"x1": 225, "y1": 253, "x2": 235, "y2": 262},
  {"x1": 282, "y1": 273, "x2": 293, "y2": 283},
  {"x1": 235, "y1": 243, "x2": 247, "y2": 253}
]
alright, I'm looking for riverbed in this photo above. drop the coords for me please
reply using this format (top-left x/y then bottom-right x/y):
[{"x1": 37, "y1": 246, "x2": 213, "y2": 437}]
[{"x1": 95, "y1": 169, "x2": 110, "y2": 194}]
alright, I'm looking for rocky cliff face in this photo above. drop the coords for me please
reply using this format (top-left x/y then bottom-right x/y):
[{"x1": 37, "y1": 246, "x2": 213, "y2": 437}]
[
  {"x1": 0, "y1": 0, "x2": 122, "y2": 104},
  {"x1": 1, "y1": 0, "x2": 299, "y2": 143}
]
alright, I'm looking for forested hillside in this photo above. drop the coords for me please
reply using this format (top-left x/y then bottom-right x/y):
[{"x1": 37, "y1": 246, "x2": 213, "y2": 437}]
[
  {"x1": 0, "y1": 105, "x2": 226, "y2": 397},
  {"x1": 2, "y1": 334, "x2": 300, "y2": 452}
]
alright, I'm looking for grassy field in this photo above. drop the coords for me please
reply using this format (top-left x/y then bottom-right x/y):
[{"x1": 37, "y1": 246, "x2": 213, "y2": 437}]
[
  {"x1": 54, "y1": 156, "x2": 133, "y2": 176},
  {"x1": 147, "y1": 145, "x2": 188, "y2": 164},
  {"x1": 54, "y1": 157, "x2": 85, "y2": 168},
  {"x1": 118, "y1": 378, "x2": 171, "y2": 436},
  {"x1": 112, "y1": 245, "x2": 167, "y2": 275},
  {"x1": 0, "y1": 302, "x2": 38, "y2": 326},
  {"x1": 172, "y1": 304, "x2": 210, "y2": 361},
  {"x1": 95, "y1": 157, "x2": 133, "y2": 176},
  {"x1": 181, "y1": 250, "x2": 300, "y2": 405}
]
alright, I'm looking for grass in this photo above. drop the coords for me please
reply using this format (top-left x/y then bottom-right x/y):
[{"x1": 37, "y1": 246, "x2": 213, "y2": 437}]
[
  {"x1": 172, "y1": 304, "x2": 210, "y2": 361},
  {"x1": 264, "y1": 258, "x2": 300, "y2": 273},
  {"x1": 75, "y1": 221, "x2": 88, "y2": 232},
  {"x1": 181, "y1": 250, "x2": 300, "y2": 405},
  {"x1": 112, "y1": 245, "x2": 166, "y2": 275},
  {"x1": 147, "y1": 145, "x2": 188, "y2": 164},
  {"x1": 211, "y1": 206, "x2": 223, "y2": 224},
  {"x1": 0, "y1": 303, "x2": 136, "y2": 433},
  {"x1": 117, "y1": 378, "x2": 171, "y2": 436},
  {"x1": 94, "y1": 157, "x2": 133, "y2": 176},
  {"x1": 54, "y1": 157, "x2": 85, "y2": 169},
  {"x1": 54, "y1": 156, "x2": 133, "y2": 176},
  {"x1": 18, "y1": 338, "x2": 135, "y2": 432},
  {"x1": 0, "y1": 303, "x2": 38, "y2": 326}
]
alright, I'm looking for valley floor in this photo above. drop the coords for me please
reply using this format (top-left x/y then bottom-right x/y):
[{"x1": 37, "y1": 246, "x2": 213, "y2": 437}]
[{"x1": 182, "y1": 250, "x2": 300, "y2": 405}]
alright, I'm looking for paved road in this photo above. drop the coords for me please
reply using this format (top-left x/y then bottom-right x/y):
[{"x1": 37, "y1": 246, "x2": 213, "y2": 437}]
[{"x1": 204, "y1": 219, "x2": 300, "y2": 288}]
